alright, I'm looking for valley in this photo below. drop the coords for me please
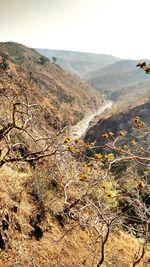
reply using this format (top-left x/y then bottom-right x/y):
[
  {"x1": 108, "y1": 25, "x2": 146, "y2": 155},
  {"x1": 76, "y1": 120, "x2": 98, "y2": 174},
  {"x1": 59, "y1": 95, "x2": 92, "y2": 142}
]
[
  {"x1": 38, "y1": 49, "x2": 150, "y2": 102},
  {"x1": 0, "y1": 42, "x2": 149, "y2": 267}
]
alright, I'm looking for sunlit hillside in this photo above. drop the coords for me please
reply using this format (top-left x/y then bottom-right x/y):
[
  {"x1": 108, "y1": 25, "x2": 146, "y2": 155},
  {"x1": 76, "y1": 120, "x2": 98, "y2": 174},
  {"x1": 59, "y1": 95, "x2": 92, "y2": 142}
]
[{"x1": 0, "y1": 42, "x2": 150, "y2": 267}]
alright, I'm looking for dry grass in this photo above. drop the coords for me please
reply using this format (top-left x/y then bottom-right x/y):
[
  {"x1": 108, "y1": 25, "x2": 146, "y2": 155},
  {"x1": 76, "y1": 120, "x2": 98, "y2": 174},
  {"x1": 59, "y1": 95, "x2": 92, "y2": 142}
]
[
  {"x1": 0, "y1": 42, "x2": 150, "y2": 267},
  {"x1": 0, "y1": 159, "x2": 150, "y2": 267}
]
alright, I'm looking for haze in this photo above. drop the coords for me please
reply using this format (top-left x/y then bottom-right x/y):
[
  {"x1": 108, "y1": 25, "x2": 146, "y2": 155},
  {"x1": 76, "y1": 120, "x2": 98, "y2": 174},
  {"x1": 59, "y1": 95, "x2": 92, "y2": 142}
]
[{"x1": 0, "y1": 0, "x2": 150, "y2": 59}]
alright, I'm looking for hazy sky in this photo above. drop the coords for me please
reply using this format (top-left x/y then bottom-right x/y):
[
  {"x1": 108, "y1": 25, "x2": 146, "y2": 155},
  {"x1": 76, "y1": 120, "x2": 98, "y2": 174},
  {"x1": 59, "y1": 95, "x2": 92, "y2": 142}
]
[{"x1": 1, "y1": 0, "x2": 150, "y2": 59}]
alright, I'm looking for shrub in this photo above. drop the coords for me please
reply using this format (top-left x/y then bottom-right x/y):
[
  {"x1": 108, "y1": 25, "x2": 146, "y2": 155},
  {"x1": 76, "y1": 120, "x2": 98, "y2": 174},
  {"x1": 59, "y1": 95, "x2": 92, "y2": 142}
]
[
  {"x1": 0, "y1": 55, "x2": 9, "y2": 70},
  {"x1": 37, "y1": 55, "x2": 49, "y2": 65}
]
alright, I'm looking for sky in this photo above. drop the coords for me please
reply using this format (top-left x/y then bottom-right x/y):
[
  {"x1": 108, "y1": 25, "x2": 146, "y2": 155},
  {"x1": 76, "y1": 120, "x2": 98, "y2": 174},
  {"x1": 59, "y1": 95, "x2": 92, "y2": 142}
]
[{"x1": 0, "y1": 0, "x2": 150, "y2": 59}]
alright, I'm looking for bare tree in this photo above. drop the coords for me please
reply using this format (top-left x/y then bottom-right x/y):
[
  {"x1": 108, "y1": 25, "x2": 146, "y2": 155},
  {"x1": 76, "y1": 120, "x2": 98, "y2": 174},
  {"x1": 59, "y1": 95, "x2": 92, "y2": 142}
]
[{"x1": 0, "y1": 88, "x2": 65, "y2": 167}]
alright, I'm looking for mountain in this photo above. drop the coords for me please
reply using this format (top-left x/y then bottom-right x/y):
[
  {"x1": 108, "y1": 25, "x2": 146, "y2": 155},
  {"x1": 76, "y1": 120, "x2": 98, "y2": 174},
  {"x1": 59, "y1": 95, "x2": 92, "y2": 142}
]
[
  {"x1": 36, "y1": 48, "x2": 120, "y2": 78},
  {"x1": 0, "y1": 42, "x2": 103, "y2": 131},
  {"x1": 87, "y1": 60, "x2": 150, "y2": 100},
  {"x1": 37, "y1": 50, "x2": 150, "y2": 101}
]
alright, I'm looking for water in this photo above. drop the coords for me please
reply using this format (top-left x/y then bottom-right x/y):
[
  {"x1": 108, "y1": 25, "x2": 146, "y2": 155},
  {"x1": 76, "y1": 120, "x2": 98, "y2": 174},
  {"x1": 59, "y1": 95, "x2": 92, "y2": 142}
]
[{"x1": 70, "y1": 100, "x2": 113, "y2": 138}]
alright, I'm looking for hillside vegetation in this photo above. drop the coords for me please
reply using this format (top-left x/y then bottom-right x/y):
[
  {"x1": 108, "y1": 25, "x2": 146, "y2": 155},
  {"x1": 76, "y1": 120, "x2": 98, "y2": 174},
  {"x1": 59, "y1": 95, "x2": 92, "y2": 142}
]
[
  {"x1": 85, "y1": 100, "x2": 150, "y2": 144},
  {"x1": 0, "y1": 42, "x2": 102, "y2": 130},
  {"x1": 0, "y1": 42, "x2": 150, "y2": 267}
]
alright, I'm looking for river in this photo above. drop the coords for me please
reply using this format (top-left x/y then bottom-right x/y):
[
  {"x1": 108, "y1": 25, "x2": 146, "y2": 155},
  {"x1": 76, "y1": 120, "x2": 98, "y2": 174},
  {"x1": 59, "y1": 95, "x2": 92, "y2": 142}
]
[{"x1": 70, "y1": 100, "x2": 113, "y2": 138}]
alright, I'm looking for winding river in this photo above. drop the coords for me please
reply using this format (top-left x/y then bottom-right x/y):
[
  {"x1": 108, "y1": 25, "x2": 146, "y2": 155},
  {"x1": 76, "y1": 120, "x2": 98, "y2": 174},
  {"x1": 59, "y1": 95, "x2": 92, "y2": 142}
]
[{"x1": 70, "y1": 100, "x2": 113, "y2": 138}]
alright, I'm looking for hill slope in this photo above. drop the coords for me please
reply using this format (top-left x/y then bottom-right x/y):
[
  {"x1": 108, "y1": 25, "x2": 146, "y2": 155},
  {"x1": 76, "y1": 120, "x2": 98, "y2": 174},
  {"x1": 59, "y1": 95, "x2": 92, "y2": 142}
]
[
  {"x1": 37, "y1": 50, "x2": 150, "y2": 102},
  {"x1": 36, "y1": 48, "x2": 120, "y2": 78},
  {"x1": 87, "y1": 60, "x2": 150, "y2": 100},
  {"x1": 0, "y1": 42, "x2": 103, "y2": 131},
  {"x1": 85, "y1": 100, "x2": 150, "y2": 144}
]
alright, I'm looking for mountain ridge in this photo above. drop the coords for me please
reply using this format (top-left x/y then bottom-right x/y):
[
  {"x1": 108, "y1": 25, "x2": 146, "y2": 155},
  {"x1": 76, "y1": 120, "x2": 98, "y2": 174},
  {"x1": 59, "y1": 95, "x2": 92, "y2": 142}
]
[
  {"x1": 37, "y1": 48, "x2": 120, "y2": 78},
  {"x1": 37, "y1": 48, "x2": 150, "y2": 101},
  {"x1": 87, "y1": 59, "x2": 150, "y2": 100}
]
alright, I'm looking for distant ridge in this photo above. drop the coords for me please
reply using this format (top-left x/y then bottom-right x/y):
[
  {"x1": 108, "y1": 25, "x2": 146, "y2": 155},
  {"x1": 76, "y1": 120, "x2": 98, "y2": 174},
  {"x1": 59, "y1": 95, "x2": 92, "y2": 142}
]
[
  {"x1": 36, "y1": 48, "x2": 120, "y2": 78},
  {"x1": 87, "y1": 59, "x2": 150, "y2": 100},
  {"x1": 37, "y1": 48, "x2": 150, "y2": 101}
]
